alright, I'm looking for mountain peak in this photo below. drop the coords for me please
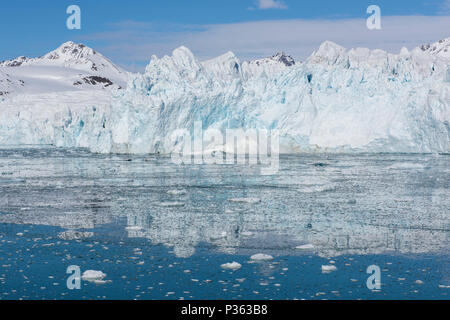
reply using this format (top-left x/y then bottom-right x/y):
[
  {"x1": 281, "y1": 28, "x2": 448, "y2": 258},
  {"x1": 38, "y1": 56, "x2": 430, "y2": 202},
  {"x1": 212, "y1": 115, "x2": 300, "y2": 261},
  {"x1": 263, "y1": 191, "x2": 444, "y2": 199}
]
[
  {"x1": 316, "y1": 41, "x2": 346, "y2": 55},
  {"x1": 420, "y1": 37, "x2": 450, "y2": 59},
  {"x1": 0, "y1": 41, "x2": 127, "y2": 95},
  {"x1": 272, "y1": 52, "x2": 295, "y2": 66},
  {"x1": 43, "y1": 41, "x2": 96, "y2": 61},
  {"x1": 172, "y1": 46, "x2": 195, "y2": 59},
  {"x1": 309, "y1": 41, "x2": 347, "y2": 65}
]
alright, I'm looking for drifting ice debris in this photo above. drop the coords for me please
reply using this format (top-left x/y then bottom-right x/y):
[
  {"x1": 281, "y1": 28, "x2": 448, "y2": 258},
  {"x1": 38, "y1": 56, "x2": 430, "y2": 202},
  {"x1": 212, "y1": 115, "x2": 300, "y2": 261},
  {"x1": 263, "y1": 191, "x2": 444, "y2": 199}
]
[
  {"x1": 158, "y1": 201, "x2": 185, "y2": 207},
  {"x1": 228, "y1": 198, "x2": 261, "y2": 204},
  {"x1": 167, "y1": 189, "x2": 187, "y2": 195},
  {"x1": 321, "y1": 265, "x2": 337, "y2": 273},
  {"x1": 125, "y1": 226, "x2": 143, "y2": 231},
  {"x1": 250, "y1": 253, "x2": 274, "y2": 261},
  {"x1": 210, "y1": 231, "x2": 227, "y2": 240},
  {"x1": 295, "y1": 243, "x2": 314, "y2": 250},
  {"x1": 220, "y1": 262, "x2": 242, "y2": 271},
  {"x1": 81, "y1": 270, "x2": 106, "y2": 281}
]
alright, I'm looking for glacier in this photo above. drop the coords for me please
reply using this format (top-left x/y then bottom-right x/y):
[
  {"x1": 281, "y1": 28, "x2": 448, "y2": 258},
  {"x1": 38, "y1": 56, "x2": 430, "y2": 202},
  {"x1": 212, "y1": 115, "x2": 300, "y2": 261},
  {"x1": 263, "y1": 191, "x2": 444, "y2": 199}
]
[{"x1": 0, "y1": 39, "x2": 449, "y2": 154}]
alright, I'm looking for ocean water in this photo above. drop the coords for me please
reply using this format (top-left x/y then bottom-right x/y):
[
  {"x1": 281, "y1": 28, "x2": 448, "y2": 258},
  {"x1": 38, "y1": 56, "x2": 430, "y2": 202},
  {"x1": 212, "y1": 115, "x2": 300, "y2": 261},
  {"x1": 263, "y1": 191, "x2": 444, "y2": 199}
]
[{"x1": 0, "y1": 147, "x2": 448, "y2": 300}]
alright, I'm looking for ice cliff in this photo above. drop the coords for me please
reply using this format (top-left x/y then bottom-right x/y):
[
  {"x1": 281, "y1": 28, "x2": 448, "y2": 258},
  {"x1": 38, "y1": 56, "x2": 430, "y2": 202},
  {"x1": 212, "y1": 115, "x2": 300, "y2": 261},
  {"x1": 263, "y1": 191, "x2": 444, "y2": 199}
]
[{"x1": 0, "y1": 39, "x2": 449, "y2": 154}]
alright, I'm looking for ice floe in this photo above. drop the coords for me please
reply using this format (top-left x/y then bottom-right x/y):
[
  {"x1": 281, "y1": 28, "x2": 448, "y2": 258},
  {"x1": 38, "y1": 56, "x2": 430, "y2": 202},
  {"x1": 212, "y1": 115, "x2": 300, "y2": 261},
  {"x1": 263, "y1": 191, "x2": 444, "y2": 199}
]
[{"x1": 220, "y1": 262, "x2": 242, "y2": 271}]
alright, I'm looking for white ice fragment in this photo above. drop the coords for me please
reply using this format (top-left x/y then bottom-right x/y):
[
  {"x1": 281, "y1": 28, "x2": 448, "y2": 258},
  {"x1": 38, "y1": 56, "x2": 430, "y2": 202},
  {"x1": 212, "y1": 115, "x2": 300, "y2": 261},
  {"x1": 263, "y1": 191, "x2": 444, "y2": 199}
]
[
  {"x1": 321, "y1": 265, "x2": 337, "y2": 273},
  {"x1": 211, "y1": 232, "x2": 227, "y2": 240},
  {"x1": 81, "y1": 270, "x2": 106, "y2": 281},
  {"x1": 228, "y1": 198, "x2": 261, "y2": 204},
  {"x1": 250, "y1": 253, "x2": 274, "y2": 261},
  {"x1": 220, "y1": 262, "x2": 242, "y2": 271},
  {"x1": 125, "y1": 226, "x2": 143, "y2": 231},
  {"x1": 167, "y1": 189, "x2": 187, "y2": 196},
  {"x1": 158, "y1": 201, "x2": 185, "y2": 207},
  {"x1": 295, "y1": 244, "x2": 314, "y2": 250}
]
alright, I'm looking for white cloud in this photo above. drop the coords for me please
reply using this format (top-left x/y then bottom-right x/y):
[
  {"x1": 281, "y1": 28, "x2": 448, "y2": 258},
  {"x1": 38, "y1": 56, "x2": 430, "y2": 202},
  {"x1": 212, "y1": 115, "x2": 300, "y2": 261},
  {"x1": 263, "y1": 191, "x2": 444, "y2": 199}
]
[
  {"x1": 256, "y1": 0, "x2": 287, "y2": 10},
  {"x1": 79, "y1": 16, "x2": 450, "y2": 71}
]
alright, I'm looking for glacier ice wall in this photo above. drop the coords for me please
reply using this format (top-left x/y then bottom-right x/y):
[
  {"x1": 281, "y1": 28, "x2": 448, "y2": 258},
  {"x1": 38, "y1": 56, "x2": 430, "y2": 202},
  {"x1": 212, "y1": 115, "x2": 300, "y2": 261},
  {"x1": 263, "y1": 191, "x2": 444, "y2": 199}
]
[
  {"x1": 105, "y1": 41, "x2": 449, "y2": 154},
  {"x1": 0, "y1": 40, "x2": 449, "y2": 154}
]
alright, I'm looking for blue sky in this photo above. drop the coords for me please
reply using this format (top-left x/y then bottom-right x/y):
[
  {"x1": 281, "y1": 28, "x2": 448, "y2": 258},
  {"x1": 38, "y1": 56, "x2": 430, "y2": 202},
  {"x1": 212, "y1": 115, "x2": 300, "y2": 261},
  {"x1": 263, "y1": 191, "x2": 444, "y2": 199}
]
[{"x1": 1, "y1": 0, "x2": 449, "y2": 71}]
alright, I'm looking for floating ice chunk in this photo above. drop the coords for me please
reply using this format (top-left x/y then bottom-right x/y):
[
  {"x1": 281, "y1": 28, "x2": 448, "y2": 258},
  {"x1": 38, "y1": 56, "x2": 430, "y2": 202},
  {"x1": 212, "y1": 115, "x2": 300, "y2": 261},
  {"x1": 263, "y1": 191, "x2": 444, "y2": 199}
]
[
  {"x1": 228, "y1": 198, "x2": 261, "y2": 204},
  {"x1": 438, "y1": 284, "x2": 450, "y2": 288},
  {"x1": 58, "y1": 230, "x2": 94, "y2": 240},
  {"x1": 250, "y1": 253, "x2": 274, "y2": 261},
  {"x1": 295, "y1": 244, "x2": 314, "y2": 250},
  {"x1": 82, "y1": 270, "x2": 106, "y2": 281},
  {"x1": 388, "y1": 163, "x2": 424, "y2": 170},
  {"x1": 221, "y1": 262, "x2": 242, "y2": 271},
  {"x1": 321, "y1": 265, "x2": 337, "y2": 273},
  {"x1": 125, "y1": 226, "x2": 143, "y2": 231},
  {"x1": 297, "y1": 184, "x2": 336, "y2": 193},
  {"x1": 158, "y1": 201, "x2": 185, "y2": 207},
  {"x1": 211, "y1": 231, "x2": 227, "y2": 240},
  {"x1": 167, "y1": 189, "x2": 187, "y2": 196},
  {"x1": 415, "y1": 280, "x2": 424, "y2": 285}
]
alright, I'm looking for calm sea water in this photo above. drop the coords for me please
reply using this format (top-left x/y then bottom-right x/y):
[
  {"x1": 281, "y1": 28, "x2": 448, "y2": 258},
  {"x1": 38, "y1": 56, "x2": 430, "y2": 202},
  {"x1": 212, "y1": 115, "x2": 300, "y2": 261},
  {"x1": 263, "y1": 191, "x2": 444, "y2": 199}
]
[{"x1": 0, "y1": 148, "x2": 448, "y2": 300}]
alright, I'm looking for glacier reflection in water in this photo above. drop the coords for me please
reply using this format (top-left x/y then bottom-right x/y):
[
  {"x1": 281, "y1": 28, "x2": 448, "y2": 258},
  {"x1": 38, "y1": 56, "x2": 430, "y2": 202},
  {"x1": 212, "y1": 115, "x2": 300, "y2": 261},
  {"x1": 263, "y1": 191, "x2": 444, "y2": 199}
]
[{"x1": 0, "y1": 148, "x2": 448, "y2": 259}]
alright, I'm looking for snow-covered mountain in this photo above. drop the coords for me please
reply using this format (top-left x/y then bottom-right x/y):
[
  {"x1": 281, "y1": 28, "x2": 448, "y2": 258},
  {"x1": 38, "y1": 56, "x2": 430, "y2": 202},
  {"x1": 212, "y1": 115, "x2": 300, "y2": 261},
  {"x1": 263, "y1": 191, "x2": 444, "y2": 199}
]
[
  {"x1": 0, "y1": 38, "x2": 448, "y2": 154},
  {"x1": 241, "y1": 52, "x2": 296, "y2": 77},
  {"x1": 0, "y1": 41, "x2": 128, "y2": 96},
  {"x1": 0, "y1": 70, "x2": 24, "y2": 96},
  {"x1": 202, "y1": 50, "x2": 296, "y2": 80},
  {"x1": 420, "y1": 38, "x2": 450, "y2": 60}
]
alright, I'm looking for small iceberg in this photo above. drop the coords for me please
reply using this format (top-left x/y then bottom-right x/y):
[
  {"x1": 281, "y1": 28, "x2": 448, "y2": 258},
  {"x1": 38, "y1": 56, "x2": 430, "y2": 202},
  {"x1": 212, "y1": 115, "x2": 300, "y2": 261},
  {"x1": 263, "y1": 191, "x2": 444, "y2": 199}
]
[
  {"x1": 295, "y1": 244, "x2": 314, "y2": 250},
  {"x1": 125, "y1": 226, "x2": 143, "y2": 231},
  {"x1": 82, "y1": 270, "x2": 106, "y2": 282},
  {"x1": 158, "y1": 201, "x2": 185, "y2": 207},
  {"x1": 221, "y1": 262, "x2": 242, "y2": 271},
  {"x1": 228, "y1": 198, "x2": 261, "y2": 204},
  {"x1": 210, "y1": 231, "x2": 227, "y2": 240},
  {"x1": 297, "y1": 184, "x2": 335, "y2": 193},
  {"x1": 167, "y1": 189, "x2": 187, "y2": 196},
  {"x1": 321, "y1": 265, "x2": 337, "y2": 273},
  {"x1": 250, "y1": 253, "x2": 274, "y2": 261},
  {"x1": 388, "y1": 163, "x2": 424, "y2": 170}
]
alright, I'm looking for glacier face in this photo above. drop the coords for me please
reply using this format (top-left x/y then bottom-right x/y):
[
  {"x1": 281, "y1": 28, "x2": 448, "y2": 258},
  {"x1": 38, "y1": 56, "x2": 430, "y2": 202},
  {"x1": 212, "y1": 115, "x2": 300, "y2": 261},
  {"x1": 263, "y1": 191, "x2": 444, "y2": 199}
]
[{"x1": 0, "y1": 39, "x2": 449, "y2": 154}]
